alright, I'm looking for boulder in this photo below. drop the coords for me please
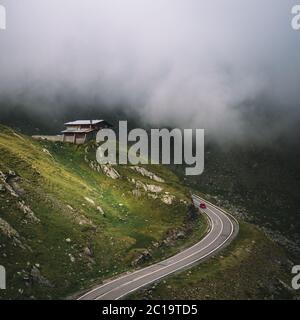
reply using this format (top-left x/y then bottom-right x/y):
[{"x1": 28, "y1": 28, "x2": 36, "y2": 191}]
[
  {"x1": 18, "y1": 201, "x2": 40, "y2": 223},
  {"x1": 83, "y1": 246, "x2": 93, "y2": 257},
  {"x1": 84, "y1": 197, "x2": 95, "y2": 206},
  {"x1": 96, "y1": 206, "x2": 105, "y2": 215},
  {"x1": 175, "y1": 231, "x2": 186, "y2": 240},
  {"x1": 146, "y1": 184, "x2": 163, "y2": 193},
  {"x1": 130, "y1": 166, "x2": 165, "y2": 183},
  {"x1": 30, "y1": 266, "x2": 53, "y2": 287},
  {"x1": 0, "y1": 218, "x2": 28, "y2": 249},
  {"x1": 161, "y1": 194, "x2": 175, "y2": 205},
  {"x1": 100, "y1": 164, "x2": 120, "y2": 179},
  {"x1": 132, "y1": 249, "x2": 152, "y2": 266}
]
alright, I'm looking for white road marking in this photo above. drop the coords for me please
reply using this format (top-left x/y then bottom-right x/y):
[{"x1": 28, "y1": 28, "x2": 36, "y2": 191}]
[
  {"x1": 114, "y1": 209, "x2": 230, "y2": 300},
  {"x1": 78, "y1": 198, "x2": 215, "y2": 300},
  {"x1": 78, "y1": 194, "x2": 237, "y2": 300},
  {"x1": 95, "y1": 208, "x2": 223, "y2": 300}
]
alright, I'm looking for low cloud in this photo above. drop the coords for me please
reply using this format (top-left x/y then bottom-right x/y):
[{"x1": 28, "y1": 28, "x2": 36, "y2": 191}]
[{"x1": 0, "y1": 0, "x2": 299, "y2": 143}]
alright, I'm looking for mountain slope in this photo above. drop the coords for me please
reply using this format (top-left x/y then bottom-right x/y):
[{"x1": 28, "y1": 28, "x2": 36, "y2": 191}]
[
  {"x1": 172, "y1": 142, "x2": 300, "y2": 260},
  {"x1": 0, "y1": 125, "x2": 205, "y2": 299},
  {"x1": 132, "y1": 221, "x2": 297, "y2": 300}
]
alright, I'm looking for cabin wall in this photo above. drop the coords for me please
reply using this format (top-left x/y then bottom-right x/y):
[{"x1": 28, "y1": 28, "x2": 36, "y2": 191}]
[
  {"x1": 63, "y1": 133, "x2": 75, "y2": 143},
  {"x1": 75, "y1": 133, "x2": 86, "y2": 144}
]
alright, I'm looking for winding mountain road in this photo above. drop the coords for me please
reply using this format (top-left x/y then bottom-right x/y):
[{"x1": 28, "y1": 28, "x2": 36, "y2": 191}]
[{"x1": 78, "y1": 195, "x2": 239, "y2": 300}]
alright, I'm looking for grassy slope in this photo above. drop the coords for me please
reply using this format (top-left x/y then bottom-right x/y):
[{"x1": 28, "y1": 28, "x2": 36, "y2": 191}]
[
  {"x1": 1, "y1": 125, "x2": 297, "y2": 300},
  {"x1": 0, "y1": 125, "x2": 207, "y2": 299},
  {"x1": 131, "y1": 221, "x2": 298, "y2": 300},
  {"x1": 172, "y1": 143, "x2": 300, "y2": 260}
]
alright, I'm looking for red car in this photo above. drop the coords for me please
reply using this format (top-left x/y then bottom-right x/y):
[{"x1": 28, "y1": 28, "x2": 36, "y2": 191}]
[{"x1": 199, "y1": 203, "x2": 206, "y2": 209}]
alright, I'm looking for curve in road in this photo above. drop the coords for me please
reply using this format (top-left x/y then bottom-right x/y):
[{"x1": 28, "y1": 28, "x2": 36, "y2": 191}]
[{"x1": 78, "y1": 194, "x2": 239, "y2": 300}]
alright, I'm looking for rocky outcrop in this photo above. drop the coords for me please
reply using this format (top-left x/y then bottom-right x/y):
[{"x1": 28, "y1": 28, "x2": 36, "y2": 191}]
[
  {"x1": 0, "y1": 217, "x2": 19, "y2": 239},
  {"x1": 100, "y1": 164, "x2": 121, "y2": 179},
  {"x1": 96, "y1": 206, "x2": 105, "y2": 215},
  {"x1": 132, "y1": 249, "x2": 152, "y2": 267},
  {"x1": 134, "y1": 180, "x2": 147, "y2": 191},
  {"x1": 86, "y1": 158, "x2": 121, "y2": 180},
  {"x1": 131, "y1": 228, "x2": 187, "y2": 267},
  {"x1": 74, "y1": 214, "x2": 94, "y2": 226},
  {"x1": 30, "y1": 266, "x2": 53, "y2": 287},
  {"x1": 162, "y1": 229, "x2": 187, "y2": 247},
  {"x1": 84, "y1": 196, "x2": 95, "y2": 205},
  {"x1": 130, "y1": 178, "x2": 177, "y2": 204},
  {"x1": 130, "y1": 166, "x2": 165, "y2": 183},
  {"x1": 0, "y1": 217, "x2": 25, "y2": 248},
  {"x1": 83, "y1": 246, "x2": 93, "y2": 257},
  {"x1": 131, "y1": 180, "x2": 165, "y2": 201},
  {"x1": 82, "y1": 246, "x2": 96, "y2": 267},
  {"x1": 146, "y1": 184, "x2": 163, "y2": 193},
  {"x1": 18, "y1": 201, "x2": 40, "y2": 224},
  {"x1": 161, "y1": 193, "x2": 175, "y2": 205},
  {"x1": 6, "y1": 171, "x2": 25, "y2": 196},
  {"x1": 131, "y1": 179, "x2": 163, "y2": 193},
  {"x1": 83, "y1": 196, "x2": 105, "y2": 217},
  {"x1": 0, "y1": 170, "x2": 19, "y2": 197}
]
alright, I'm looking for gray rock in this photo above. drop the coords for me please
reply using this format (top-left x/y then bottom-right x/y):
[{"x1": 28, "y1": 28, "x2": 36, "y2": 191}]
[
  {"x1": 175, "y1": 231, "x2": 186, "y2": 240},
  {"x1": 0, "y1": 217, "x2": 23, "y2": 248},
  {"x1": 145, "y1": 184, "x2": 163, "y2": 193},
  {"x1": 135, "y1": 180, "x2": 148, "y2": 191},
  {"x1": 132, "y1": 249, "x2": 152, "y2": 266},
  {"x1": 0, "y1": 171, "x2": 19, "y2": 197},
  {"x1": 100, "y1": 164, "x2": 120, "y2": 179},
  {"x1": 96, "y1": 206, "x2": 105, "y2": 215},
  {"x1": 30, "y1": 266, "x2": 53, "y2": 287},
  {"x1": 130, "y1": 166, "x2": 165, "y2": 183},
  {"x1": 161, "y1": 194, "x2": 175, "y2": 205},
  {"x1": 18, "y1": 201, "x2": 40, "y2": 223},
  {"x1": 83, "y1": 247, "x2": 92, "y2": 257}
]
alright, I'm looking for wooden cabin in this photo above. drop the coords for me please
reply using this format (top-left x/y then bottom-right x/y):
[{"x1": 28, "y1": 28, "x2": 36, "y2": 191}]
[{"x1": 62, "y1": 120, "x2": 112, "y2": 144}]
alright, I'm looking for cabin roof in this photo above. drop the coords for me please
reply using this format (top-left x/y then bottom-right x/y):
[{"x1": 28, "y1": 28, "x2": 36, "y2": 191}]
[{"x1": 64, "y1": 120, "x2": 105, "y2": 126}]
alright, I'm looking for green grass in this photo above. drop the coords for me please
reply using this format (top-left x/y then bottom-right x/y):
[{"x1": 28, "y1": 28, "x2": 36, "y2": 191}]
[
  {"x1": 130, "y1": 221, "x2": 298, "y2": 300},
  {"x1": 175, "y1": 143, "x2": 300, "y2": 260},
  {"x1": 0, "y1": 125, "x2": 208, "y2": 299}
]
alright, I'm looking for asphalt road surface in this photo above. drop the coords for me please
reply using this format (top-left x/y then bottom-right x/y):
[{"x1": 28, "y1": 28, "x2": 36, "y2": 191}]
[{"x1": 78, "y1": 194, "x2": 239, "y2": 300}]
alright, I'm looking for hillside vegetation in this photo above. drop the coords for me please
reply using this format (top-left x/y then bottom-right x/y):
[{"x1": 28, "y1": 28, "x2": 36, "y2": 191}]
[
  {"x1": 0, "y1": 125, "x2": 206, "y2": 299},
  {"x1": 172, "y1": 143, "x2": 300, "y2": 260},
  {"x1": 132, "y1": 221, "x2": 298, "y2": 300}
]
